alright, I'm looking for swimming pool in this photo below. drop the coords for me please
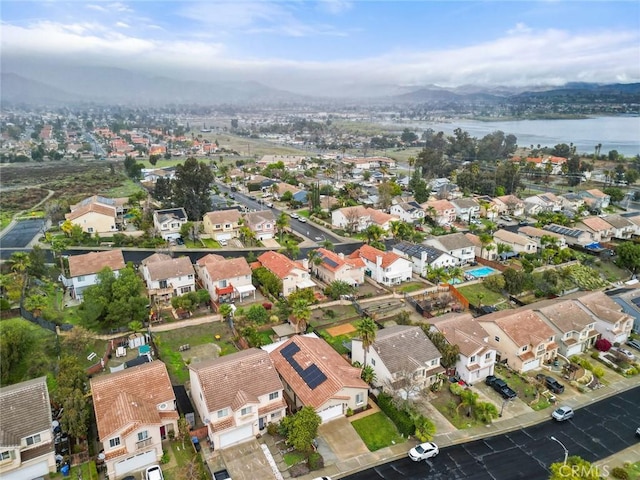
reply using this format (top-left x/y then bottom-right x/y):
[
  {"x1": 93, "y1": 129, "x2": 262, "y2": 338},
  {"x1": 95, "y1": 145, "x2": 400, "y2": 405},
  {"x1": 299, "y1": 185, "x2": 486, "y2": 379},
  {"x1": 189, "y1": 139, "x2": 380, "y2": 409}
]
[{"x1": 466, "y1": 266, "x2": 498, "y2": 278}]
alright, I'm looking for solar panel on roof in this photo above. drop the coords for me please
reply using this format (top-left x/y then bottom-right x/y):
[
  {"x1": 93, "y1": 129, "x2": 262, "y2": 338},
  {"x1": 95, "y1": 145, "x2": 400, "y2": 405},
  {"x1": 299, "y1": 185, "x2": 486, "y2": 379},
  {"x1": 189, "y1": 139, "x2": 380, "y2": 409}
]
[
  {"x1": 324, "y1": 258, "x2": 339, "y2": 268},
  {"x1": 281, "y1": 342, "x2": 300, "y2": 359},
  {"x1": 303, "y1": 364, "x2": 328, "y2": 389},
  {"x1": 632, "y1": 297, "x2": 640, "y2": 308}
]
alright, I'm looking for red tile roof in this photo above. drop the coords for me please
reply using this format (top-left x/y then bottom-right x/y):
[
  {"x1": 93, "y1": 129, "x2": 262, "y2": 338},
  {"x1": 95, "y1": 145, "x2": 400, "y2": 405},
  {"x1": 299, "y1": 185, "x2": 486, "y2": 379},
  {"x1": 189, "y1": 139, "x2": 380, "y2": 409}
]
[
  {"x1": 257, "y1": 251, "x2": 305, "y2": 280},
  {"x1": 349, "y1": 244, "x2": 400, "y2": 269}
]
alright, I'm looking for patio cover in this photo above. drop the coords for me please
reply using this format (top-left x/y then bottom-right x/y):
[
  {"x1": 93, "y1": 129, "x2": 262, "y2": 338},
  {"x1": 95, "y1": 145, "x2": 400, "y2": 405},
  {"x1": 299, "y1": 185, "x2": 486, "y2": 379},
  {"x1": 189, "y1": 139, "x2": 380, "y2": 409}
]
[{"x1": 297, "y1": 279, "x2": 316, "y2": 289}]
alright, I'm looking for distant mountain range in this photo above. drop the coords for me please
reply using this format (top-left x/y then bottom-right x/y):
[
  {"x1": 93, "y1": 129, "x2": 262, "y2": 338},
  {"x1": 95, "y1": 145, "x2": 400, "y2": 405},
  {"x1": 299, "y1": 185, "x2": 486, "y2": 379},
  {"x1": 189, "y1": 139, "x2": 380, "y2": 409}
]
[{"x1": 1, "y1": 64, "x2": 639, "y2": 107}]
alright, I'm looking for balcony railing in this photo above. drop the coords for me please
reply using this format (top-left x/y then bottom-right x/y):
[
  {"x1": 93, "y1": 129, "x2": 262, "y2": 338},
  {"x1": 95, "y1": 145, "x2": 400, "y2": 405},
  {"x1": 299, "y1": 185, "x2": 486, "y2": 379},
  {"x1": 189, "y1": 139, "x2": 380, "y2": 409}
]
[{"x1": 136, "y1": 438, "x2": 152, "y2": 450}]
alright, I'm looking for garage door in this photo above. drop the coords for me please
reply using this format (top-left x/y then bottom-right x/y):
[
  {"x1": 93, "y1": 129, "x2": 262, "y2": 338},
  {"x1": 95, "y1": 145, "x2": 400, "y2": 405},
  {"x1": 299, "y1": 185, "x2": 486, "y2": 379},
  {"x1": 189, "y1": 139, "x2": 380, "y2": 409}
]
[
  {"x1": 216, "y1": 233, "x2": 232, "y2": 241},
  {"x1": 318, "y1": 404, "x2": 343, "y2": 423},
  {"x1": 1, "y1": 460, "x2": 49, "y2": 480},
  {"x1": 114, "y1": 450, "x2": 157, "y2": 477},
  {"x1": 219, "y1": 424, "x2": 253, "y2": 448}
]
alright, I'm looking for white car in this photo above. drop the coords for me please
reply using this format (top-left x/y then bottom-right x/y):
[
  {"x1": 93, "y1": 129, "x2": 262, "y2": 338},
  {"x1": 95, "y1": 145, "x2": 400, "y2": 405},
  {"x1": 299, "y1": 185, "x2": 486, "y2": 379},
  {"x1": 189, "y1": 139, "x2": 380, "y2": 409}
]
[
  {"x1": 408, "y1": 442, "x2": 439, "y2": 461},
  {"x1": 551, "y1": 406, "x2": 574, "y2": 422},
  {"x1": 298, "y1": 217, "x2": 307, "y2": 223},
  {"x1": 614, "y1": 348, "x2": 636, "y2": 361},
  {"x1": 290, "y1": 213, "x2": 299, "y2": 219},
  {"x1": 145, "y1": 465, "x2": 164, "y2": 480}
]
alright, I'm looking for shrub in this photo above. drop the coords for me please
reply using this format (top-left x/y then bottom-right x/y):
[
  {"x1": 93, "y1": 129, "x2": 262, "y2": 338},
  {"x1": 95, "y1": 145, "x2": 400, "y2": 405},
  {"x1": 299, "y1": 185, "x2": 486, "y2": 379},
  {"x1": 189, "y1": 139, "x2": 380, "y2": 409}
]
[
  {"x1": 611, "y1": 467, "x2": 630, "y2": 479},
  {"x1": 289, "y1": 463, "x2": 310, "y2": 478},
  {"x1": 595, "y1": 338, "x2": 612, "y2": 352},
  {"x1": 592, "y1": 366, "x2": 605, "y2": 379},
  {"x1": 449, "y1": 382, "x2": 464, "y2": 396},
  {"x1": 307, "y1": 451, "x2": 324, "y2": 471},
  {"x1": 591, "y1": 352, "x2": 600, "y2": 359},
  {"x1": 266, "y1": 422, "x2": 279, "y2": 436},
  {"x1": 376, "y1": 392, "x2": 415, "y2": 436},
  {"x1": 346, "y1": 407, "x2": 354, "y2": 417},
  {"x1": 262, "y1": 302, "x2": 272, "y2": 310},
  {"x1": 160, "y1": 451, "x2": 170, "y2": 464}
]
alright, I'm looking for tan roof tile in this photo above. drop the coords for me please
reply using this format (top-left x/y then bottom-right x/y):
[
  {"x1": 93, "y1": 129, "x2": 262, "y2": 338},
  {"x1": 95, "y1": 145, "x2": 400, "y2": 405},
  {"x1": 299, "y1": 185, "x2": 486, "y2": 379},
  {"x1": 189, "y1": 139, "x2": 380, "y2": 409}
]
[
  {"x1": 580, "y1": 216, "x2": 613, "y2": 232},
  {"x1": 204, "y1": 210, "x2": 242, "y2": 225},
  {"x1": 431, "y1": 313, "x2": 493, "y2": 357},
  {"x1": 370, "y1": 326, "x2": 440, "y2": 373},
  {"x1": 479, "y1": 309, "x2": 555, "y2": 347},
  {"x1": 0, "y1": 377, "x2": 52, "y2": 447},
  {"x1": 143, "y1": 255, "x2": 195, "y2": 281},
  {"x1": 65, "y1": 202, "x2": 116, "y2": 221},
  {"x1": 68, "y1": 249, "x2": 126, "y2": 278},
  {"x1": 198, "y1": 256, "x2": 251, "y2": 282}
]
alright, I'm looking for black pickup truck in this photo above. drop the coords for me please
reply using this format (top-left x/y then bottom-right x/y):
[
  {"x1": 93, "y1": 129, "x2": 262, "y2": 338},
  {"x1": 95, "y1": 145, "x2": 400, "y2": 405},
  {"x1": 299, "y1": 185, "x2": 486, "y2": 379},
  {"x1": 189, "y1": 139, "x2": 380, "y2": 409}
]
[{"x1": 485, "y1": 375, "x2": 517, "y2": 399}]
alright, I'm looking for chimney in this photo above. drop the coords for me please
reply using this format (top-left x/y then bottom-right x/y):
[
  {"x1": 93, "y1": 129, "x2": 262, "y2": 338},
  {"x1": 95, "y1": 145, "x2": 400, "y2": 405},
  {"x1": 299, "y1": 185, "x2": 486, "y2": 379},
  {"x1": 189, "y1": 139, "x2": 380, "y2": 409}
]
[
  {"x1": 376, "y1": 255, "x2": 382, "y2": 267},
  {"x1": 338, "y1": 252, "x2": 345, "y2": 259}
]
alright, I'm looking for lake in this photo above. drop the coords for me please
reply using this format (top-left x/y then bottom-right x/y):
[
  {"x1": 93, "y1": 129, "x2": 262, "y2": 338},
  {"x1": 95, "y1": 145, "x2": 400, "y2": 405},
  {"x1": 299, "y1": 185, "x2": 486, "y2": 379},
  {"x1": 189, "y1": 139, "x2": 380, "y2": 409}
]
[{"x1": 386, "y1": 116, "x2": 640, "y2": 157}]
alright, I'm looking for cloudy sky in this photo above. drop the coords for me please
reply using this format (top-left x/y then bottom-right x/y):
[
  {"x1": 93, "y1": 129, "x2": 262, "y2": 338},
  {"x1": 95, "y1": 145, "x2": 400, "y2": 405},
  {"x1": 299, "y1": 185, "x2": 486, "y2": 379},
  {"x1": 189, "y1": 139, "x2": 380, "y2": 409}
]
[{"x1": 2, "y1": 0, "x2": 639, "y2": 95}]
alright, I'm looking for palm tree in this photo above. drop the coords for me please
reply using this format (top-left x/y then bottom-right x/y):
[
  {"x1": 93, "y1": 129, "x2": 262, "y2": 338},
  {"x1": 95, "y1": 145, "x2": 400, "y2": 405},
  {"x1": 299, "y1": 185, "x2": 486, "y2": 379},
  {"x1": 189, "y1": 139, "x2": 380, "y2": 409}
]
[
  {"x1": 425, "y1": 266, "x2": 448, "y2": 285},
  {"x1": 478, "y1": 232, "x2": 493, "y2": 259},
  {"x1": 290, "y1": 298, "x2": 311, "y2": 334},
  {"x1": 457, "y1": 388, "x2": 478, "y2": 417},
  {"x1": 356, "y1": 317, "x2": 378, "y2": 368},
  {"x1": 279, "y1": 240, "x2": 300, "y2": 260},
  {"x1": 360, "y1": 364, "x2": 376, "y2": 385},
  {"x1": 307, "y1": 249, "x2": 322, "y2": 276},
  {"x1": 269, "y1": 183, "x2": 280, "y2": 198},
  {"x1": 320, "y1": 238, "x2": 334, "y2": 251},
  {"x1": 276, "y1": 212, "x2": 289, "y2": 242},
  {"x1": 8, "y1": 252, "x2": 31, "y2": 275},
  {"x1": 363, "y1": 224, "x2": 384, "y2": 244},
  {"x1": 447, "y1": 266, "x2": 464, "y2": 284}
]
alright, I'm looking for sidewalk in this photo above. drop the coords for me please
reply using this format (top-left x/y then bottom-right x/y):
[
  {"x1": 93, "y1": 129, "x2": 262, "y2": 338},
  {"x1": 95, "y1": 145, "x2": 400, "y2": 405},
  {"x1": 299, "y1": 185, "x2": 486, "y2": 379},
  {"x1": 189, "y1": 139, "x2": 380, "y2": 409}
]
[{"x1": 292, "y1": 376, "x2": 639, "y2": 480}]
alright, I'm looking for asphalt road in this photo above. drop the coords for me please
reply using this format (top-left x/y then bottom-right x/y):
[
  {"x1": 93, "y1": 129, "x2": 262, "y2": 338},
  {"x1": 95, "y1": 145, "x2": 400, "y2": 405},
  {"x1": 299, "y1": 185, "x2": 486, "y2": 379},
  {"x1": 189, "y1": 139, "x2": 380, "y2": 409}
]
[
  {"x1": 344, "y1": 386, "x2": 640, "y2": 480},
  {"x1": 0, "y1": 218, "x2": 46, "y2": 248},
  {"x1": 215, "y1": 183, "x2": 343, "y2": 244}
]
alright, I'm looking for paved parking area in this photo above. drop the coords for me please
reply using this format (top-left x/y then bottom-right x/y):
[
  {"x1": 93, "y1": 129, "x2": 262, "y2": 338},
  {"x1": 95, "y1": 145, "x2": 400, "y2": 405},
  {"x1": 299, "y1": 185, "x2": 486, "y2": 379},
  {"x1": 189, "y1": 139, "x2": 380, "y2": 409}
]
[
  {"x1": 318, "y1": 417, "x2": 369, "y2": 461},
  {"x1": 0, "y1": 218, "x2": 45, "y2": 248},
  {"x1": 219, "y1": 439, "x2": 277, "y2": 480}
]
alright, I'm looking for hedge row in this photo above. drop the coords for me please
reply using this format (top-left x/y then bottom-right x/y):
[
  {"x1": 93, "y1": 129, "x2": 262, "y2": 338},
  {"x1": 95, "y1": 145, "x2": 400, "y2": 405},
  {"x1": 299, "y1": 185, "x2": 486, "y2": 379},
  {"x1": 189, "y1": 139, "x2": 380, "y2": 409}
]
[{"x1": 376, "y1": 392, "x2": 415, "y2": 436}]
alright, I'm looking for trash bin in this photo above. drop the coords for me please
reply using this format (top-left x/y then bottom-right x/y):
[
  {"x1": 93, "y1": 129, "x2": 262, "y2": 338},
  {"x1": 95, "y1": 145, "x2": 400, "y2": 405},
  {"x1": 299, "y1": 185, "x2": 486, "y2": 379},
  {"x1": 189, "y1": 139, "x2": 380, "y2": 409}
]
[{"x1": 61, "y1": 463, "x2": 70, "y2": 477}]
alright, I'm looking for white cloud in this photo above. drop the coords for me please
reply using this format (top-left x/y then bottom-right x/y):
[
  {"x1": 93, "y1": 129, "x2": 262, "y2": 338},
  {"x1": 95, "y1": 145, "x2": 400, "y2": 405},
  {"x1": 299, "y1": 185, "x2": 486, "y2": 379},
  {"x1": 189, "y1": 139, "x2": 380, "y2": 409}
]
[
  {"x1": 508, "y1": 22, "x2": 532, "y2": 35},
  {"x1": 317, "y1": 0, "x2": 352, "y2": 15},
  {"x1": 108, "y1": 2, "x2": 133, "y2": 13},
  {"x1": 86, "y1": 4, "x2": 108, "y2": 13},
  {"x1": 115, "y1": 21, "x2": 130, "y2": 28}
]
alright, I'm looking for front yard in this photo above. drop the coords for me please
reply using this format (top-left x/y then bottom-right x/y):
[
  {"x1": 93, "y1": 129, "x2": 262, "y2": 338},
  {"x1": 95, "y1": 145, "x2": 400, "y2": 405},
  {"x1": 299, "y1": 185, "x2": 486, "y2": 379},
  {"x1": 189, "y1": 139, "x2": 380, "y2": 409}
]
[
  {"x1": 351, "y1": 412, "x2": 405, "y2": 451},
  {"x1": 430, "y1": 387, "x2": 488, "y2": 429}
]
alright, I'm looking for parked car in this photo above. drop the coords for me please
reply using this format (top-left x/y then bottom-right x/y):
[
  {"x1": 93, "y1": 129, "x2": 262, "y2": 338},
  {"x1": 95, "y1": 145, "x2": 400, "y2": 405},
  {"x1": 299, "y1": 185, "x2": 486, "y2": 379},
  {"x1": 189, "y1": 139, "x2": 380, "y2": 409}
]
[
  {"x1": 408, "y1": 442, "x2": 439, "y2": 461},
  {"x1": 536, "y1": 374, "x2": 565, "y2": 394},
  {"x1": 636, "y1": 426, "x2": 640, "y2": 438},
  {"x1": 213, "y1": 469, "x2": 231, "y2": 480},
  {"x1": 612, "y1": 347, "x2": 636, "y2": 361},
  {"x1": 218, "y1": 239, "x2": 228, "y2": 247},
  {"x1": 500, "y1": 215, "x2": 512, "y2": 222},
  {"x1": 266, "y1": 202, "x2": 274, "y2": 208},
  {"x1": 485, "y1": 375, "x2": 517, "y2": 400},
  {"x1": 551, "y1": 406, "x2": 574, "y2": 422},
  {"x1": 627, "y1": 339, "x2": 640, "y2": 351},
  {"x1": 175, "y1": 237, "x2": 185, "y2": 246},
  {"x1": 298, "y1": 217, "x2": 307, "y2": 223},
  {"x1": 290, "y1": 213, "x2": 299, "y2": 219},
  {"x1": 145, "y1": 465, "x2": 164, "y2": 480}
]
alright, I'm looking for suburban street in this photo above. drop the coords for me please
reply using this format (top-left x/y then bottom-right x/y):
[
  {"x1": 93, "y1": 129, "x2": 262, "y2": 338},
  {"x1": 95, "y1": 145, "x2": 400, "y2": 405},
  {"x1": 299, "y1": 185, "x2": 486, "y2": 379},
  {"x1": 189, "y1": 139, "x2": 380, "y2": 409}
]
[{"x1": 344, "y1": 386, "x2": 640, "y2": 480}]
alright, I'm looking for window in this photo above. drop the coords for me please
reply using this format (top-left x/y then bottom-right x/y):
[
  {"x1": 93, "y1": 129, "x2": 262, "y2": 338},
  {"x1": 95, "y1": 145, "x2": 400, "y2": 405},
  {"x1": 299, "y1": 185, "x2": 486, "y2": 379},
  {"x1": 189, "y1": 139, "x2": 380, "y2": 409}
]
[
  {"x1": 188, "y1": 274, "x2": 193, "y2": 279},
  {"x1": 180, "y1": 286, "x2": 191, "y2": 294},
  {"x1": 219, "y1": 280, "x2": 227, "y2": 288},
  {"x1": 271, "y1": 412, "x2": 280, "y2": 419},
  {"x1": 241, "y1": 406, "x2": 252, "y2": 416},
  {"x1": 217, "y1": 409, "x2": 228, "y2": 418},
  {"x1": 370, "y1": 358, "x2": 376, "y2": 366},
  {"x1": 0, "y1": 451, "x2": 11, "y2": 461},
  {"x1": 77, "y1": 275, "x2": 85, "y2": 282},
  {"x1": 159, "y1": 280, "x2": 168, "y2": 289},
  {"x1": 522, "y1": 345, "x2": 528, "y2": 352},
  {"x1": 430, "y1": 359, "x2": 438, "y2": 366},
  {"x1": 88, "y1": 227, "x2": 94, "y2": 233},
  {"x1": 495, "y1": 336, "x2": 500, "y2": 342},
  {"x1": 109, "y1": 437, "x2": 120, "y2": 448},
  {"x1": 469, "y1": 355, "x2": 476, "y2": 363},
  {"x1": 137, "y1": 431, "x2": 149, "y2": 442},
  {"x1": 485, "y1": 352, "x2": 491, "y2": 360},
  {"x1": 269, "y1": 392, "x2": 279, "y2": 401},
  {"x1": 224, "y1": 224, "x2": 231, "y2": 229},
  {"x1": 215, "y1": 224, "x2": 221, "y2": 229},
  {"x1": 355, "y1": 393, "x2": 364, "y2": 405}
]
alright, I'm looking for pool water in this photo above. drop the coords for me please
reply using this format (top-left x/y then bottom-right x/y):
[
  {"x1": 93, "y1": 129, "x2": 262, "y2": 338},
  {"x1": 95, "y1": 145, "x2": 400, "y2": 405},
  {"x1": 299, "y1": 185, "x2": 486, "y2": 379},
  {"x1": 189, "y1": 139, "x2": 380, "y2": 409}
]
[{"x1": 466, "y1": 266, "x2": 498, "y2": 278}]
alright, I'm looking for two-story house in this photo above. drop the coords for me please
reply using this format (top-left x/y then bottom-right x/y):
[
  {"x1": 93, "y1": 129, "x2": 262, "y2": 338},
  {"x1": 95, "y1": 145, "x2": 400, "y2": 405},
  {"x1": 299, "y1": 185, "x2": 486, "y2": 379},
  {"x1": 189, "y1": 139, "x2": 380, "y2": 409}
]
[
  {"x1": 478, "y1": 309, "x2": 558, "y2": 373},
  {"x1": 450, "y1": 198, "x2": 481, "y2": 223},
  {"x1": 256, "y1": 251, "x2": 314, "y2": 297},
  {"x1": 424, "y1": 233, "x2": 476, "y2": 266},
  {"x1": 91, "y1": 362, "x2": 179, "y2": 479},
  {"x1": 331, "y1": 206, "x2": 398, "y2": 233},
  {"x1": 244, "y1": 210, "x2": 276, "y2": 241},
  {"x1": 389, "y1": 201, "x2": 425, "y2": 224},
  {"x1": 579, "y1": 189, "x2": 611, "y2": 211},
  {"x1": 65, "y1": 202, "x2": 118, "y2": 234},
  {"x1": 430, "y1": 313, "x2": 496, "y2": 385},
  {"x1": 524, "y1": 193, "x2": 563, "y2": 213},
  {"x1": 153, "y1": 208, "x2": 188, "y2": 240},
  {"x1": 312, "y1": 248, "x2": 365, "y2": 287},
  {"x1": 517, "y1": 226, "x2": 567, "y2": 249},
  {"x1": 575, "y1": 291, "x2": 634, "y2": 345},
  {"x1": 492, "y1": 229, "x2": 538, "y2": 257},
  {"x1": 464, "y1": 232, "x2": 498, "y2": 261},
  {"x1": 202, "y1": 210, "x2": 242, "y2": 243},
  {"x1": 534, "y1": 297, "x2": 599, "y2": 357},
  {"x1": 189, "y1": 349, "x2": 286, "y2": 449},
  {"x1": 0, "y1": 377, "x2": 56, "y2": 480},
  {"x1": 422, "y1": 199, "x2": 457, "y2": 226},
  {"x1": 494, "y1": 195, "x2": 525, "y2": 217},
  {"x1": 266, "y1": 334, "x2": 369, "y2": 423},
  {"x1": 575, "y1": 216, "x2": 614, "y2": 243},
  {"x1": 196, "y1": 254, "x2": 255, "y2": 303},
  {"x1": 392, "y1": 241, "x2": 457, "y2": 276},
  {"x1": 140, "y1": 254, "x2": 195, "y2": 302},
  {"x1": 543, "y1": 224, "x2": 593, "y2": 247},
  {"x1": 67, "y1": 249, "x2": 126, "y2": 300},
  {"x1": 601, "y1": 215, "x2": 634, "y2": 240},
  {"x1": 349, "y1": 244, "x2": 412, "y2": 286},
  {"x1": 352, "y1": 325, "x2": 443, "y2": 397}
]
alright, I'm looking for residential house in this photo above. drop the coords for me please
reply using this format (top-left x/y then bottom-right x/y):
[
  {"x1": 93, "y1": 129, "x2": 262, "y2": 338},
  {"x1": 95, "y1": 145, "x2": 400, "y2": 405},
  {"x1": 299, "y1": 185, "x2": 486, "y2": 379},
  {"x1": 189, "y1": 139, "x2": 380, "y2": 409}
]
[
  {"x1": 492, "y1": 229, "x2": 538, "y2": 257},
  {"x1": 140, "y1": 254, "x2": 195, "y2": 301},
  {"x1": 389, "y1": 201, "x2": 425, "y2": 224},
  {"x1": 331, "y1": 206, "x2": 398, "y2": 233},
  {"x1": 495, "y1": 195, "x2": 525, "y2": 217},
  {"x1": 422, "y1": 199, "x2": 457, "y2": 226},
  {"x1": 196, "y1": 254, "x2": 255, "y2": 303},
  {"x1": 543, "y1": 224, "x2": 592, "y2": 247},
  {"x1": 90, "y1": 362, "x2": 179, "y2": 479},
  {"x1": 517, "y1": 226, "x2": 567, "y2": 249},
  {"x1": 559, "y1": 192, "x2": 586, "y2": 212},
  {"x1": 341, "y1": 156, "x2": 396, "y2": 170},
  {"x1": 464, "y1": 233, "x2": 498, "y2": 261},
  {"x1": 312, "y1": 248, "x2": 365, "y2": 287},
  {"x1": 349, "y1": 244, "x2": 412, "y2": 286},
  {"x1": 575, "y1": 216, "x2": 614, "y2": 243},
  {"x1": 244, "y1": 210, "x2": 276, "y2": 241},
  {"x1": 476, "y1": 195, "x2": 500, "y2": 221},
  {"x1": 430, "y1": 313, "x2": 496, "y2": 385},
  {"x1": 351, "y1": 325, "x2": 443, "y2": 396},
  {"x1": 575, "y1": 291, "x2": 634, "y2": 345},
  {"x1": 450, "y1": 198, "x2": 481, "y2": 223},
  {"x1": 428, "y1": 178, "x2": 461, "y2": 199},
  {"x1": 0, "y1": 377, "x2": 56, "y2": 480},
  {"x1": 477, "y1": 308, "x2": 558, "y2": 373},
  {"x1": 601, "y1": 215, "x2": 634, "y2": 240},
  {"x1": 256, "y1": 251, "x2": 314, "y2": 297},
  {"x1": 579, "y1": 189, "x2": 611, "y2": 211},
  {"x1": 257, "y1": 155, "x2": 306, "y2": 168},
  {"x1": 272, "y1": 182, "x2": 302, "y2": 201},
  {"x1": 153, "y1": 208, "x2": 188, "y2": 240},
  {"x1": 189, "y1": 349, "x2": 286, "y2": 450},
  {"x1": 267, "y1": 334, "x2": 369, "y2": 423},
  {"x1": 65, "y1": 201, "x2": 118, "y2": 234},
  {"x1": 424, "y1": 233, "x2": 476, "y2": 265},
  {"x1": 626, "y1": 214, "x2": 640, "y2": 237},
  {"x1": 202, "y1": 210, "x2": 242, "y2": 242},
  {"x1": 524, "y1": 193, "x2": 563, "y2": 213},
  {"x1": 142, "y1": 167, "x2": 176, "y2": 185},
  {"x1": 534, "y1": 297, "x2": 599, "y2": 357},
  {"x1": 609, "y1": 289, "x2": 640, "y2": 335},
  {"x1": 392, "y1": 241, "x2": 457, "y2": 276},
  {"x1": 67, "y1": 249, "x2": 126, "y2": 300}
]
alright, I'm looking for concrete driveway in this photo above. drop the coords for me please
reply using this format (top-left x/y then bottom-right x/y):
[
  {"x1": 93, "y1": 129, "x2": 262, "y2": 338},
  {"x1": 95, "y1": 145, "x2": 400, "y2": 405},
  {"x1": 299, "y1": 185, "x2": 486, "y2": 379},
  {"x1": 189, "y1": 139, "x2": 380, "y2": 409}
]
[
  {"x1": 474, "y1": 382, "x2": 534, "y2": 420},
  {"x1": 219, "y1": 439, "x2": 278, "y2": 480},
  {"x1": 318, "y1": 417, "x2": 369, "y2": 461}
]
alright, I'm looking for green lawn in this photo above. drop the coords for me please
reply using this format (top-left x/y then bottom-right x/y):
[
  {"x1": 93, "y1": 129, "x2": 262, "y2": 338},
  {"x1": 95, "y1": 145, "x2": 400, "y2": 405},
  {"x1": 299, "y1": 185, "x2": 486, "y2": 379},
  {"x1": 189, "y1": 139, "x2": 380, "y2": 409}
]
[
  {"x1": 163, "y1": 441, "x2": 206, "y2": 480},
  {"x1": 298, "y1": 209, "x2": 310, "y2": 218},
  {"x1": 47, "y1": 460, "x2": 97, "y2": 480},
  {"x1": 494, "y1": 364, "x2": 538, "y2": 402},
  {"x1": 398, "y1": 282, "x2": 426, "y2": 294},
  {"x1": 456, "y1": 283, "x2": 506, "y2": 307},
  {"x1": 283, "y1": 450, "x2": 307, "y2": 466},
  {"x1": 317, "y1": 326, "x2": 358, "y2": 355},
  {"x1": 588, "y1": 258, "x2": 630, "y2": 283},
  {"x1": 103, "y1": 178, "x2": 146, "y2": 197},
  {"x1": 258, "y1": 329, "x2": 275, "y2": 346},
  {"x1": 351, "y1": 412, "x2": 405, "y2": 451}
]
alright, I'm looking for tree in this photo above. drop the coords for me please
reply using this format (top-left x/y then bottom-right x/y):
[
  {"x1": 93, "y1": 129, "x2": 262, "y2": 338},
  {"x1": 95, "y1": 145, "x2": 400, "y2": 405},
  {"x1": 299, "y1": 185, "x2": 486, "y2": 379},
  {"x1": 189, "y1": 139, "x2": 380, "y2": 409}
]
[
  {"x1": 324, "y1": 280, "x2": 355, "y2": 300},
  {"x1": 363, "y1": 224, "x2": 384, "y2": 244},
  {"x1": 412, "y1": 415, "x2": 436, "y2": 442},
  {"x1": 7, "y1": 252, "x2": 30, "y2": 275},
  {"x1": 279, "y1": 406, "x2": 321, "y2": 453},
  {"x1": 548, "y1": 456, "x2": 601, "y2": 480},
  {"x1": 615, "y1": 242, "x2": 640, "y2": 273},
  {"x1": 502, "y1": 268, "x2": 526, "y2": 295},
  {"x1": 27, "y1": 246, "x2": 47, "y2": 278},
  {"x1": 172, "y1": 157, "x2": 214, "y2": 220},
  {"x1": 23, "y1": 294, "x2": 47, "y2": 315},
  {"x1": 356, "y1": 317, "x2": 378, "y2": 368},
  {"x1": 603, "y1": 187, "x2": 625, "y2": 203},
  {"x1": 55, "y1": 355, "x2": 89, "y2": 443},
  {"x1": 276, "y1": 212, "x2": 289, "y2": 242},
  {"x1": 360, "y1": 364, "x2": 376, "y2": 385},
  {"x1": 176, "y1": 415, "x2": 192, "y2": 449},
  {"x1": 457, "y1": 388, "x2": 478, "y2": 417},
  {"x1": 0, "y1": 322, "x2": 35, "y2": 385},
  {"x1": 279, "y1": 240, "x2": 300, "y2": 260},
  {"x1": 289, "y1": 298, "x2": 311, "y2": 333},
  {"x1": 474, "y1": 401, "x2": 499, "y2": 423},
  {"x1": 246, "y1": 304, "x2": 269, "y2": 325}
]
